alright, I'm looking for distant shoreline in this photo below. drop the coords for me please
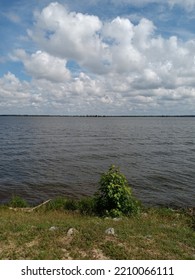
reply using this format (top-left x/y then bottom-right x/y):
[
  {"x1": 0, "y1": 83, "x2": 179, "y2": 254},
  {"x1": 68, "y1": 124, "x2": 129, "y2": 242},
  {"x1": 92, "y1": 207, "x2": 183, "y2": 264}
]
[{"x1": 0, "y1": 114, "x2": 195, "y2": 118}]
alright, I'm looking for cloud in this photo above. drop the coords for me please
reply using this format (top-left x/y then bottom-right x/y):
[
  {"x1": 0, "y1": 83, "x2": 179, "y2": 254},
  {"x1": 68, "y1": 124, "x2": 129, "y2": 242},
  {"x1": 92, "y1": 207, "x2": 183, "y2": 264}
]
[
  {"x1": 1, "y1": 1, "x2": 195, "y2": 115},
  {"x1": 28, "y1": 3, "x2": 156, "y2": 75},
  {"x1": 108, "y1": 0, "x2": 195, "y2": 11},
  {"x1": 110, "y1": 0, "x2": 162, "y2": 7},
  {"x1": 0, "y1": 72, "x2": 35, "y2": 110},
  {"x1": 28, "y1": 3, "x2": 195, "y2": 81},
  {"x1": 28, "y1": 2, "x2": 108, "y2": 74},
  {"x1": 12, "y1": 49, "x2": 71, "y2": 82},
  {"x1": 0, "y1": 71, "x2": 109, "y2": 114},
  {"x1": 168, "y1": 0, "x2": 195, "y2": 11}
]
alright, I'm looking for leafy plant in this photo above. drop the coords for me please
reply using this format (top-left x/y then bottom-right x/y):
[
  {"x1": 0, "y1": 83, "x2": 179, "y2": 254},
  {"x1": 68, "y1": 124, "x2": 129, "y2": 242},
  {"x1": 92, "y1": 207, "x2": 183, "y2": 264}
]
[
  {"x1": 8, "y1": 195, "x2": 29, "y2": 208},
  {"x1": 95, "y1": 165, "x2": 140, "y2": 217}
]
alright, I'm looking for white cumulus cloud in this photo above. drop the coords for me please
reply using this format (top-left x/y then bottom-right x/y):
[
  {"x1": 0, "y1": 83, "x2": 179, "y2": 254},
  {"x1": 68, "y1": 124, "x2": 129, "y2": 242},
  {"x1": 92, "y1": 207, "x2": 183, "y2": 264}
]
[
  {"x1": 28, "y1": 2, "x2": 108, "y2": 74},
  {"x1": 12, "y1": 49, "x2": 71, "y2": 82},
  {"x1": 1, "y1": 1, "x2": 195, "y2": 115}
]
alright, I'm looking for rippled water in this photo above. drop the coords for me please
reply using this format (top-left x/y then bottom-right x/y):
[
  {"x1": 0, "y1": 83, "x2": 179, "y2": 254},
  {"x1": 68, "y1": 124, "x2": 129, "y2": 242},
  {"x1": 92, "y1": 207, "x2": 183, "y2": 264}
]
[{"x1": 0, "y1": 116, "x2": 194, "y2": 207}]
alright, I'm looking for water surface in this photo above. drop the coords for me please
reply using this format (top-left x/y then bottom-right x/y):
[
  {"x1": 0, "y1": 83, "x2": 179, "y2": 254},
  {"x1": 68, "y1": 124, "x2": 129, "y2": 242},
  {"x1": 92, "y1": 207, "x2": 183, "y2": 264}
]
[{"x1": 0, "y1": 116, "x2": 194, "y2": 207}]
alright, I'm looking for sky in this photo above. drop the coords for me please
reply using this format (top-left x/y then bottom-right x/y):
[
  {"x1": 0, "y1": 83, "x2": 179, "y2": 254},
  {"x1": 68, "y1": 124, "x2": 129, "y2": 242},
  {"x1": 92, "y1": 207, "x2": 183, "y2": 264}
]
[{"x1": 0, "y1": 0, "x2": 195, "y2": 115}]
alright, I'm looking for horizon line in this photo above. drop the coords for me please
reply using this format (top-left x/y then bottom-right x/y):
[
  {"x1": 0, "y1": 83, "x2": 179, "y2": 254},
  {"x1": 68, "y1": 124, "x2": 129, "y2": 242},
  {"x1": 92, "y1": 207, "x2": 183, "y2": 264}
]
[{"x1": 0, "y1": 114, "x2": 195, "y2": 117}]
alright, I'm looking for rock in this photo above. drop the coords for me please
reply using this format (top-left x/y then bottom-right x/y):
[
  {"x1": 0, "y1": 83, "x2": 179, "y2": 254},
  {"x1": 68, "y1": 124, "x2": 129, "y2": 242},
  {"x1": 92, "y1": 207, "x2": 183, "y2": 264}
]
[
  {"x1": 113, "y1": 217, "x2": 122, "y2": 221},
  {"x1": 67, "y1": 227, "x2": 78, "y2": 237},
  {"x1": 142, "y1": 213, "x2": 148, "y2": 218},
  {"x1": 49, "y1": 226, "x2": 58, "y2": 231},
  {"x1": 105, "y1": 228, "x2": 115, "y2": 235},
  {"x1": 145, "y1": 235, "x2": 152, "y2": 239}
]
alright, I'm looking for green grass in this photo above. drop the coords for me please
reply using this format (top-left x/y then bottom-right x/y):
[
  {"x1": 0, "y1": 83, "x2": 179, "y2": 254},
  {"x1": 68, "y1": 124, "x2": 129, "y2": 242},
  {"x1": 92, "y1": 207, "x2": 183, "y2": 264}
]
[{"x1": 0, "y1": 205, "x2": 194, "y2": 260}]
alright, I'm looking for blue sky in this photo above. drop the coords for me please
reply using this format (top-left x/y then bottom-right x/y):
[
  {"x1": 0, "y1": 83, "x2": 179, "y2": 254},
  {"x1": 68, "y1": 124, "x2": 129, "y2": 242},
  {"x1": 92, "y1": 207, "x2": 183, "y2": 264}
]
[{"x1": 0, "y1": 0, "x2": 195, "y2": 115}]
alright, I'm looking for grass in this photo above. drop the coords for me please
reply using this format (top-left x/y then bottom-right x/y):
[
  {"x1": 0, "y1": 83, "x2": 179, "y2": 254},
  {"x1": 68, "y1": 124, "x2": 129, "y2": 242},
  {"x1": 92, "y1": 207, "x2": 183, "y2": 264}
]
[{"x1": 0, "y1": 203, "x2": 194, "y2": 260}]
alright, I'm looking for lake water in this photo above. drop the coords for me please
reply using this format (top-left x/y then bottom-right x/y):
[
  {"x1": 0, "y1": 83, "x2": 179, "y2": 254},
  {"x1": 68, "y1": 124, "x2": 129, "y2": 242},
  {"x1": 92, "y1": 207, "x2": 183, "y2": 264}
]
[{"x1": 0, "y1": 116, "x2": 194, "y2": 207}]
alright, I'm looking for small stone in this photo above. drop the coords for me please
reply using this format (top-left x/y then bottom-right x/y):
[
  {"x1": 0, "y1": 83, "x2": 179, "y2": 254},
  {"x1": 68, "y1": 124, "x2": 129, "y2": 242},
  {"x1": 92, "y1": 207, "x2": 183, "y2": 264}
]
[
  {"x1": 67, "y1": 227, "x2": 78, "y2": 237},
  {"x1": 105, "y1": 228, "x2": 115, "y2": 235},
  {"x1": 113, "y1": 217, "x2": 122, "y2": 222},
  {"x1": 145, "y1": 235, "x2": 152, "y2": 239},
  {"x1": 142, "y1": 213, "x2": 148, "y2": 217},
  {"x1": 49, "y1": 226, "x2": 58, "y2": 231}
]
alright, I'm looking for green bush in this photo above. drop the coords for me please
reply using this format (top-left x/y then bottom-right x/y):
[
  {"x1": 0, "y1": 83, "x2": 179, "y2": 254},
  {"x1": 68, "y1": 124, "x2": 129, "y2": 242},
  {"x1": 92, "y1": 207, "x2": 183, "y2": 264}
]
[
  {"x1": 8, "y1": 195, "x2": 29, "y2": 208},
  {"x1": 95, "y1": 165, "x2": 140, "y2": 217}
]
